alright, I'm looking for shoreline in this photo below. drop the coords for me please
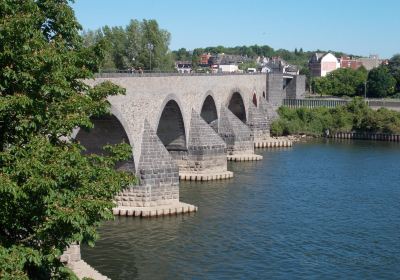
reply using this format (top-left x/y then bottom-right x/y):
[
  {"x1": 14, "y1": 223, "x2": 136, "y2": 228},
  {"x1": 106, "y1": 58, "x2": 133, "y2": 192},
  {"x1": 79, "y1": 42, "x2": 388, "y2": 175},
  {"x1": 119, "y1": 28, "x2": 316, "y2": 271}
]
[{"x1": 275, "y1": 132, "x2": 400, "y2": 143}]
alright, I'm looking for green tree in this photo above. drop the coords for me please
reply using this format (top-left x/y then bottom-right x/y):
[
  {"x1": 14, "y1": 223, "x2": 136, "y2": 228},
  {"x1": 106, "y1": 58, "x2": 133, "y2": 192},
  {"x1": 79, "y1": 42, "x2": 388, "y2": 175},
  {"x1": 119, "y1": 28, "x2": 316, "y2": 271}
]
[
  {"x1": 82, "y1": 19, "x2": 174, "y2": 71},
  {"x1": 388, "y1": 54, "x2": 400, "y2": 93},
  {"x1": 125, "y1": 19, "x2": 142, "y2": 69},
  {"x1": 270, "y1": 97, "x2": 400, "y2": 136},
  {"x1": 238, "y1": 61, "x2": 258, "y2": 71},
  {"x1": 172, "y1": 48, "x2": 192, "y2": 62},
  {"x1": 0, "y1": 0, "x2": 135, "y2": 278},
  {"x1": 312, "y1": 68, "x2": 367, "y2": 97},
  {"x1": 367, "y1": 66, "x2": 396, "y2": 98},
  {"x1": 139, "y1": 19, "x2": 174, "y2": 71}
]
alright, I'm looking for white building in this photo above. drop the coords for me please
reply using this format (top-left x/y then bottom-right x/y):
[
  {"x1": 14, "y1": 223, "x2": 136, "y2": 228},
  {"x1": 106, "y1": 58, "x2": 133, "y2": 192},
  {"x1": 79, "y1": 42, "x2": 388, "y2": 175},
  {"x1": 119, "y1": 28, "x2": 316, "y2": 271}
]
[
  {"x1": 218, "y1": 64, "x2": 239, "y2": 73},
  {"x1": 309, "y1": 53, "x2": 340, "y2": 77},
  {"x1": 175, "y1": 61, "x2": 192, "y2": 74}
]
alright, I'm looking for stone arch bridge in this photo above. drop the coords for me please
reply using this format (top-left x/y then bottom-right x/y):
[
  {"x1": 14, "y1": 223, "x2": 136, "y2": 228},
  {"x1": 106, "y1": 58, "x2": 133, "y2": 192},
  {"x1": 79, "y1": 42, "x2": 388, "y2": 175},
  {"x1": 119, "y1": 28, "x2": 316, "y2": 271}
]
[{"x1": 78, "y1": 73, "x2": 305, "y2": 216}]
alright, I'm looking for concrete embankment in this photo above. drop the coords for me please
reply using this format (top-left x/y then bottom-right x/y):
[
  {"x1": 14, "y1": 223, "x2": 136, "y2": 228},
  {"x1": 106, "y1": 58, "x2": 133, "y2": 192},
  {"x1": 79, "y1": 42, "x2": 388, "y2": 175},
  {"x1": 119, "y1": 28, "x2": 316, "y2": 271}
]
[
  {"x1": 328, "y1": 132, "x2": 400, "y2": 142},
  {"x1": 61, "y1": 244, "x2": 109, "y2": 280},
  {"x1": 254, "y1": 136, "x2": 293, "y2": 148}
]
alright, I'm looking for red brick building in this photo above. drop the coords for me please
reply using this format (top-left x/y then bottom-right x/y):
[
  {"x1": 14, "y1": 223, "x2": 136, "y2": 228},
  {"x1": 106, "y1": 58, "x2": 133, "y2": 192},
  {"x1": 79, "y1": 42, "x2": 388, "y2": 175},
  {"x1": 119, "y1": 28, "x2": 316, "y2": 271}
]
[
  {"x1": 340, "y1": 56, "x2": 362, "y2": 69},
  {"x1": 200, "y1": 53, "x2": 211, "y2": 66}
]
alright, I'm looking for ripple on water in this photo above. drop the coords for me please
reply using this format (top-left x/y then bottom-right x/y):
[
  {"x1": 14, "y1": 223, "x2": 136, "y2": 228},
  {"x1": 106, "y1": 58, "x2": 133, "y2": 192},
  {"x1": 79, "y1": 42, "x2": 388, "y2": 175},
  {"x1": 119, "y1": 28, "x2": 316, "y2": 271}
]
[{"x1": 82, "y1": 140, "x2": 400, "y2": 280}]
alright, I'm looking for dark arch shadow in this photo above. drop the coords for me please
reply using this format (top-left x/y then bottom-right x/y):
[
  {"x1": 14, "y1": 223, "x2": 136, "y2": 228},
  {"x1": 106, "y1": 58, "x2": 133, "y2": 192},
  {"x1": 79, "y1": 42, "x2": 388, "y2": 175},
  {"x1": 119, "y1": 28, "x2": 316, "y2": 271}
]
[
  {"x1": 75, "y1": 115, "x2": 134, "y2": 172},
  {"x1": 252, "y1": 93, "x2": 257, "y2": 107},
  {"x1": 157, "y1": 100, "x2": 187, "y2": 151},
  {"x1": 228, "y1": 92, "x2": 246, "y2": 122},
  {"x1": 200, "y1": 95, "x2": 218, "y2": 131}
]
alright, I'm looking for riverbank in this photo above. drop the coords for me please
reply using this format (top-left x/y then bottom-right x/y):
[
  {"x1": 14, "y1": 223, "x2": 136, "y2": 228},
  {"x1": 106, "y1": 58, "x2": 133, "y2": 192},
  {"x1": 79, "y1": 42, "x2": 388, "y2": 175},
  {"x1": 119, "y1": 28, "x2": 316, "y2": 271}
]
[{"x1": 271, "y1": 98, "x2": 400, "y2": 139}]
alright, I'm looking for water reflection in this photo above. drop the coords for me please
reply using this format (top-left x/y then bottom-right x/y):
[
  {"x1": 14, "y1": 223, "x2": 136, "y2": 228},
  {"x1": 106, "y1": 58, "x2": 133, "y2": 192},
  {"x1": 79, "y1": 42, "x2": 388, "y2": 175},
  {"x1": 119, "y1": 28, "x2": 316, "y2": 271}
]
[{"x1": 82, "y1": 140, "x2": 400, "y2": 279}]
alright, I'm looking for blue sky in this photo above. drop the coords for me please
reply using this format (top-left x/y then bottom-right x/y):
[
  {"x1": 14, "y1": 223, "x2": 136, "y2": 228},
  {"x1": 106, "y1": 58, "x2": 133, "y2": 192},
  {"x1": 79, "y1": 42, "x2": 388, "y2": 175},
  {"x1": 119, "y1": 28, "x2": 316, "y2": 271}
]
[{"x1": 72, "y1": 0, "x2": 400, "y2": 58}]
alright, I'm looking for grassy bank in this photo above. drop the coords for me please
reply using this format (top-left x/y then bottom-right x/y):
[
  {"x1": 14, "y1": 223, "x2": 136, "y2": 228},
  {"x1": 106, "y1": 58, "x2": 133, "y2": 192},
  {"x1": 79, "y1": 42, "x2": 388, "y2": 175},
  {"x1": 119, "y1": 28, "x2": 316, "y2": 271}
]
[{"x1": 271, "y1": 98, "x2": 400, "y2": 137}]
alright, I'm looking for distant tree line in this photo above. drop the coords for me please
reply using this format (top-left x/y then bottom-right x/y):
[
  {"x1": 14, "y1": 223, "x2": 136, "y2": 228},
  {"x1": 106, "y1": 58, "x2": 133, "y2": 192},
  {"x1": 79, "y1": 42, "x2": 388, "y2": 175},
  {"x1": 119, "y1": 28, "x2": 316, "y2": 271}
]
[
  {"x1": 173, "y1": 45, "x2": 348, "y2": 70},
  {"x1": 82, "y1": 19, "x2": 175, "y2": 71},
  {"x1": 271, "y1": 98, "x2": 400, "y2": 136},
  {"x1": 312, "y1": 54, "x2": 400, "y2": 98}
]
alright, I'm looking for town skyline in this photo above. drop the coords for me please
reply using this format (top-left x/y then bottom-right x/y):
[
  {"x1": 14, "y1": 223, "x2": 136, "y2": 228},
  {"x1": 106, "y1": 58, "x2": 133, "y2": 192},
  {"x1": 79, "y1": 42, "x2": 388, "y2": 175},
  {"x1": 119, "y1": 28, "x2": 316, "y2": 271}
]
[{"x1": 72, "y1": 0, "x2": 400, "y2": 58}]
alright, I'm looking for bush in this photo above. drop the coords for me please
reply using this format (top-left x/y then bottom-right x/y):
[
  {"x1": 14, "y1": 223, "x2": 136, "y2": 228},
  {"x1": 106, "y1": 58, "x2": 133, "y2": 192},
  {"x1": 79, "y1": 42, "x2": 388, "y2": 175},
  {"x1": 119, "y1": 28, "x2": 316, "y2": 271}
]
[{"x1": 271, "y1": 98, "x2": 400, "y2": 136}]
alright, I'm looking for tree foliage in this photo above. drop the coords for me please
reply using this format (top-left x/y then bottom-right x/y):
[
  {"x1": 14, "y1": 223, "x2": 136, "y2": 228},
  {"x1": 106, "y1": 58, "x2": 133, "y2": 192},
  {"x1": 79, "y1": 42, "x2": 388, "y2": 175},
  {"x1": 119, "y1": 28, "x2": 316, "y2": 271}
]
[
  {"x1": 312, "y1": 67, "x2": 367, "y2": 97},
  {"x1": 0, "y1": 0, "x2": 135, "y2": 278},
  {"x1": 367, "y1": 66, "x2": 396, "y2": 98},
  {"x1": 387, "y1": 54, "x2": 400, "y2": 93},
  {"x1": 82, "y1": 19, "x2": 174, "y2": 71},
  {"x1": 238, "y1": 61, "x2": 258, "y2": 71},
  {"x1": 271, "y1": 98, "x2": 400, "y2": 136}
]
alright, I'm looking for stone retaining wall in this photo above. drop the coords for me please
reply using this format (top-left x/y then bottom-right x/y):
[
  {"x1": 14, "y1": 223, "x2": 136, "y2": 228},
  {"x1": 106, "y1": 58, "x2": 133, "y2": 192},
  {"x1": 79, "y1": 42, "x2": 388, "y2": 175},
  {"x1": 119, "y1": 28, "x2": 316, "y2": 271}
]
[
  {"x1": 61, "y1": 244, "x2": 109, "y2": 280},
  {"x1": 328, "y1": 132, "x2": 400, "y2": 142}
]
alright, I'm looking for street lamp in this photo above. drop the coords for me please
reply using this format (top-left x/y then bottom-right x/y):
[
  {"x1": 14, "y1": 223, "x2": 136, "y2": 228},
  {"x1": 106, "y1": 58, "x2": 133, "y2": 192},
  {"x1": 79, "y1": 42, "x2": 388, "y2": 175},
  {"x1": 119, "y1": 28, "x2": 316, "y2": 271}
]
[{"x1": 147, "y1": 43, "x2": 154, "y2": 72}]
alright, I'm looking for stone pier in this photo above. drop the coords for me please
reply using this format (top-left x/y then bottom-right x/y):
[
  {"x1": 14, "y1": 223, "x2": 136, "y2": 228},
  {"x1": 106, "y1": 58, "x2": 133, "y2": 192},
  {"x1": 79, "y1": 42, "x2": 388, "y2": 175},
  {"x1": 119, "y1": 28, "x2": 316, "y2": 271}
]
[
  {"x1": 113, "y1": 120, "x2": 197, "y2": 217},
  {"x1": 177, "y1": 109, "x2": 233, "y2": 181},
  {"x1": 247, "y1": 100, "x2": 271, "y2": 146},
  {"x1": 219, "y1": 106, "x2": 262, "y2": 161},
  {"x1": 259, "y1": 97, "x2": 279, "y2": 122}
]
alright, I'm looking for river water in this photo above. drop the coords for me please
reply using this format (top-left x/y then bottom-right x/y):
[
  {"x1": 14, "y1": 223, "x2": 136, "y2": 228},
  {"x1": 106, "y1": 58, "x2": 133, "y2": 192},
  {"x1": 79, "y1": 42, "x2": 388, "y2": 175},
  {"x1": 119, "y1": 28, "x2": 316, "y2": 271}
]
[{"x1": 82, "y1": 139, "x2": 400, "y2": 279}]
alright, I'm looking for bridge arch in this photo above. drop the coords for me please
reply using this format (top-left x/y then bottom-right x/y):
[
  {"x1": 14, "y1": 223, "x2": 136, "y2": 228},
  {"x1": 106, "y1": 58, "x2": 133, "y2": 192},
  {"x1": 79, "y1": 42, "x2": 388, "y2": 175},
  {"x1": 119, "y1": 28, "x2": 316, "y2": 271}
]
[
  {"x1": 200, "y1": 92, "x2": 218, "y2": 130},
  {"x1": 74, "y1": 113, "x2": 134, "y2": 172},
  {"x1": 156, "y1": 95, "x2": 187, "y2": 151},
  {"x1": 228, "y1": 91, "x2": 247, "y2": 123}
]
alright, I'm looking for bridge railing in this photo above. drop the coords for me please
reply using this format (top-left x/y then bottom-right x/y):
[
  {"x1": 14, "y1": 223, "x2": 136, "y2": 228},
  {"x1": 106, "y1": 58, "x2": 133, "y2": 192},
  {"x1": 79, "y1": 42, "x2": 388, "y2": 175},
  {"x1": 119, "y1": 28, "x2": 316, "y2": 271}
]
[
  {"x1": 283, "y1": 98, "x2": 349, "y2": 108},
  {"x1": 367, "y1": 99, "x2": 400, "y2": 109},
  {"x1": 95, "y1": 70, "x2": 268, "y2": 78},
  {"x1": 283, "y1": 98, "x2": 400, "y2": 110}
]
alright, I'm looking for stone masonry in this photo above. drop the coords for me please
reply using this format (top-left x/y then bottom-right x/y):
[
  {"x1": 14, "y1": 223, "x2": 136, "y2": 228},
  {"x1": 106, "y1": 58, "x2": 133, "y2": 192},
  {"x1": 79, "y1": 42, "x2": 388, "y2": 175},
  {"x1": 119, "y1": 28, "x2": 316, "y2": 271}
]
[
  {"x1": 247, "y1": 100, "x2": 270, "y2": 142},
  {"x1": 218, "y1": 106, "x2": 255, "y2": 155},
  {"x1": 85, "y1": 73, "x2": 304, "y2": 164},
  {"x1": 80, "y1": 73, "x2": 305, "y2": 211},
  {"x1": 187, "y1": 109, "x2": 228, "y2": 173},
  {"x1": 259, "y1": 97, "x2": 279, "y2": 122},
  {"x1": 266, "y1": 73, "x2": 285, "y2": 106},
  {"x1": 286, "y1": 75, "x2": 306, "y2": 99},
  {"x1": 114, "y1": 120, "x2": 179, "y2": 207},
  {"x1": 169, "y1": 110, "x2": 233, "y2": 180}
]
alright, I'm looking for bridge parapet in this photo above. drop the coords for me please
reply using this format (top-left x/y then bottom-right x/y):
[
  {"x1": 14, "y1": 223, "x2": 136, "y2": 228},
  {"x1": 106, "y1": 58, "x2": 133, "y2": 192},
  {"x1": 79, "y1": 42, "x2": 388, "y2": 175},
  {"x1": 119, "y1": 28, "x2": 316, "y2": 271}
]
[{"x1": 95, "y1": 71, "x2": 268, "y2": 78}]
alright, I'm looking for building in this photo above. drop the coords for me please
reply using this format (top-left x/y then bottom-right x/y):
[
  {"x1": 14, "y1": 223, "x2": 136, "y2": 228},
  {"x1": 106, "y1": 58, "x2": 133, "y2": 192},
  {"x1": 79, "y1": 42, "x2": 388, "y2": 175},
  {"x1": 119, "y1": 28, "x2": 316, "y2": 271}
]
[
  {"x1": 207, "y1": 53, "x2": 253, "y2": 67},
  {"x1": 260, "y1": 57, "x2": 299, "y2": 75},
  {"x1": 175, "y1": 61, "x2": 192, "y2": 73},
  {"x1": 340, "y1": 56, "x2": 362, "y2": 69},
  {"x1": 340, "y1": 55, "x2": 384, "y2": 71},
  {"x1": 262, "y1": 57, "x2": 285, "y2": 73},
  {"x1": 283, "y1": 65, "x2": 300, "y2": 75},
  {"x1": 199, "y1": 53, "x2": 211, "y2": 66},
  {"x1": 357, "y1": 55, "x2": 382, "y2": 71},
  {"x1": 218, "y1": 64, "x2": 239, "y2": 73},
  {"x1": 309, "y1": 52, "x2": 340, "y2": 77}
]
